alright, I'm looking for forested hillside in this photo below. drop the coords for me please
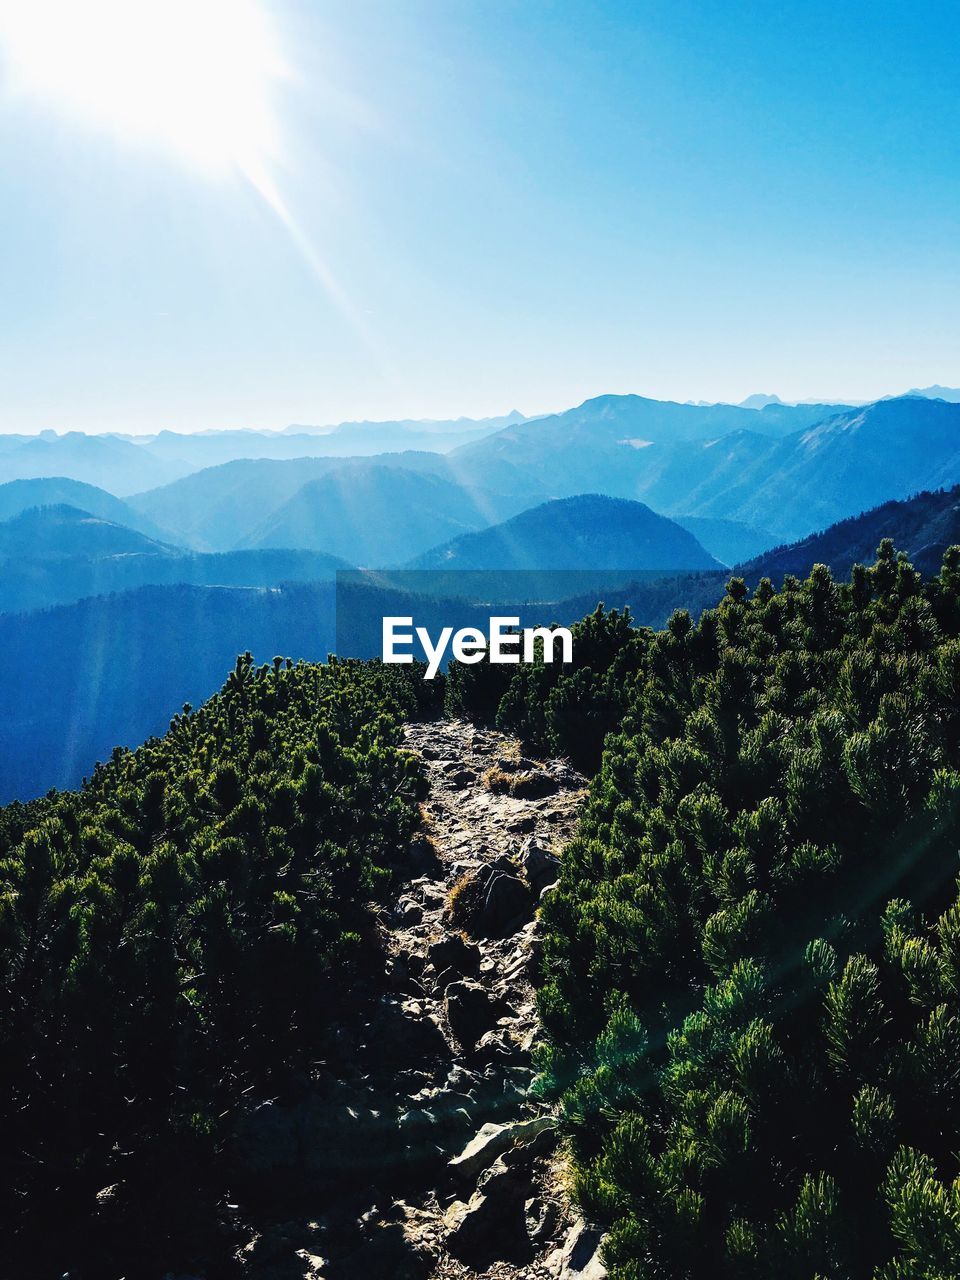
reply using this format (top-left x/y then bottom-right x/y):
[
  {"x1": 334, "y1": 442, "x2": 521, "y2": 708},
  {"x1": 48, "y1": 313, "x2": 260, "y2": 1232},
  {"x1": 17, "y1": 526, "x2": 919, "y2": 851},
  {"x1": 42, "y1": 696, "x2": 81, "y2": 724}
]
[
  {"x1": 0, "y1": 477, "x2": 176, "y2": 542},
  {"x1": 0, "y1": 504, "x2": 349, "y2": 614},
  {"x1": 0, "y1": 503, "x2": 168, "y2": 559},
  {"x1": 407, "y1": 495, "x2": 722, "y2": 571},
  {"x1": 534, "y1": 546, "x2": 960, "y2": 1279},
  {"x1": 0, "y1": 655, "x2": 429, "y2": 1276},
  {"x1": 741, "y1": 484, "x2": 960, "y2": 583},
  {"x1": 437, "y1": 540, "x2": 960, "y2": 1277}
]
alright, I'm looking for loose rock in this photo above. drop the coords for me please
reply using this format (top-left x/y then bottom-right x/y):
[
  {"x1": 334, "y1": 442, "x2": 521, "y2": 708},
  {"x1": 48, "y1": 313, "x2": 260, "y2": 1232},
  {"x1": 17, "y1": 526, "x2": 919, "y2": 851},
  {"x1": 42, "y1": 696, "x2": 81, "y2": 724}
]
[
  {"x1": 448, "y1": 1115, "x2": 556, "y2": 1183},
  {"x1": 443, "y1": 979, "x2": 504, "y2": 1052},
  {"x1": 477, "y1": 870, "x2": 532, "y2": 938}
]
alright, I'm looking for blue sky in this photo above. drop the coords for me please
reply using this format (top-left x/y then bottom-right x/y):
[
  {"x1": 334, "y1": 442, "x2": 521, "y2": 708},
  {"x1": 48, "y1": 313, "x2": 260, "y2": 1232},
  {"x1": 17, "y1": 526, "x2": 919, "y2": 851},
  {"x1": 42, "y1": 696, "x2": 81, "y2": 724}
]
[{"x1": 0, "y1": 0, "x2": 957, "y2": 433}]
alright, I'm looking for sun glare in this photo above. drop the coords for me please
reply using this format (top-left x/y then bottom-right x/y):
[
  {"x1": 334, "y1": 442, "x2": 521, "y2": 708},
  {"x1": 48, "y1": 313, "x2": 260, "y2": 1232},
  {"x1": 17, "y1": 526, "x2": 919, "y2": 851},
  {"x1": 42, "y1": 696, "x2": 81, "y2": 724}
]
[{"x1": 0, "y1": 0, "x2": 286, "y2": 179}]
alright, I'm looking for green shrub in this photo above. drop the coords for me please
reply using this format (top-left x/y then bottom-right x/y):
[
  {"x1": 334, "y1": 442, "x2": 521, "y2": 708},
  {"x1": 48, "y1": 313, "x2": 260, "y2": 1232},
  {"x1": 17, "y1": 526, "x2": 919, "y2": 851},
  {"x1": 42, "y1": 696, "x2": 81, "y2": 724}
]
[
  {"x1": 540, "y1": 548, "x2": 960, "y2": 1279},
  {"x1": 0, "y1": 653, "x2": 429, "y2": 1271}
]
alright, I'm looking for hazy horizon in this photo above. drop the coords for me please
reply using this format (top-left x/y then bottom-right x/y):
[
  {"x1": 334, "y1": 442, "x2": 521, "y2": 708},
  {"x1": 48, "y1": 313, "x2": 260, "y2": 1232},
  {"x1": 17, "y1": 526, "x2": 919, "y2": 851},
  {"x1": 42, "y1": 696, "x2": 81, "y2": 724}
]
[{"x1": 0, "y1": 383, "x2": 957, "y2": 438}]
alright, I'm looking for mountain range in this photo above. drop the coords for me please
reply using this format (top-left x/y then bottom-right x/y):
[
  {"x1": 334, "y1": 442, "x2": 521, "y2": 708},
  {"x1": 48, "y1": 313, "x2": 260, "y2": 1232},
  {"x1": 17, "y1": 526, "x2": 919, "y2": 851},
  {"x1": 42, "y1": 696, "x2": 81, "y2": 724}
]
[
  {"x1": 236, "y1": 465, "x2": 529, "y2": 564},
  {"x1": 4, "y1": 387, "x2": 960, "y2": 801},
  {"x1": 127, "y1": 453, "x2": 539, "y2": 552},
  {"x1": 3, "y1": 477, "x2": 960, "y2": 802},
  {"x1": 450, "y1": 395, "x2": 960, "y2": 541},
  {"x1": 0, "y1": 413, "x2": 523, "y2": 494},
  {"x1": 122, "y1": 394, "x2": 960, "y2": 558},
  {"x1": 8, "y1": 392, "x2": 960, "y2": 552}
]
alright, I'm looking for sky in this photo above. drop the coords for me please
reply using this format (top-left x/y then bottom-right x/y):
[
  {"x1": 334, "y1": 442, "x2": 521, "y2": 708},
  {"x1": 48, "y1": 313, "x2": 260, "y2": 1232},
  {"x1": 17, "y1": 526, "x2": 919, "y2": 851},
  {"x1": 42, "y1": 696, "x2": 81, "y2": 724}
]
[{"x1": 0, "y1": 0, "x2": 957, "y2": 434}]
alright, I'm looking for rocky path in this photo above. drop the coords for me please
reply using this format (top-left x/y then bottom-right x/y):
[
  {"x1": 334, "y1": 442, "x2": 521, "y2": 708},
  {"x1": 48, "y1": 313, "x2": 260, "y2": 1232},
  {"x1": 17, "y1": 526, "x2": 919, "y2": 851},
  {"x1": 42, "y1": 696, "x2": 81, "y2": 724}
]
[
  {"x1": 235, "y1": 719, "x2": 605, "y2": 1280},
  {"x1": 393, "y1": 719, "x2": 592, "y2": 1279}
]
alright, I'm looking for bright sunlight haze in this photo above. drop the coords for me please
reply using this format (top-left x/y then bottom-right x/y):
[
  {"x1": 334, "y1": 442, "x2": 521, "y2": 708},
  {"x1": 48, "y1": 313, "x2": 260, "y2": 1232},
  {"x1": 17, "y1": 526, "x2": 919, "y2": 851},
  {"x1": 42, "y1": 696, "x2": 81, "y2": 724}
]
[{"x1": 0, "y1": 0, "x2": 285, "y2": 179}]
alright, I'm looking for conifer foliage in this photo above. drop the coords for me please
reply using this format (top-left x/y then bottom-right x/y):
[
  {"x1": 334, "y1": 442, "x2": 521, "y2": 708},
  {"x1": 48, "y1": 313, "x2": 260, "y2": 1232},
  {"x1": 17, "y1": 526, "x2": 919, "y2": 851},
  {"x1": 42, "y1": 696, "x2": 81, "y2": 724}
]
[
  {"x1": 0, "y1": 653, "x2": 425, "y2": 1266},
  {"x1": 446, "y1": 604, "x2": 648, "y2": 771},
  {"x1": 536, "y1": 543, "x2": 960, "y2": 1279}
]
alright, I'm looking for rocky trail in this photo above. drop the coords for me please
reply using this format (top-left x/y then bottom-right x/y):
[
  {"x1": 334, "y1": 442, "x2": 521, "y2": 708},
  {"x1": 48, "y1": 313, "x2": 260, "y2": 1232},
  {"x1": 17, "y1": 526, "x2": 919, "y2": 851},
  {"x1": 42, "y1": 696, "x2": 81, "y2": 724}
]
[{"x1": 233, "y1": 719, "x2": 606, "y2": 1280}]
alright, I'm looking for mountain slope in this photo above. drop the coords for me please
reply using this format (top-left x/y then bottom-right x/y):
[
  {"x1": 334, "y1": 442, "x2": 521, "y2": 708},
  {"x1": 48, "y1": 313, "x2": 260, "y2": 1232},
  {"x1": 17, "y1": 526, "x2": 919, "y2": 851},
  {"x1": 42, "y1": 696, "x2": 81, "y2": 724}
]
[
  {"x1": 453, "y1": 394, "x2": 960, "y2": 541},
  {"x1": 739, "y1": 483, "x2": 960, "y2": 582},
  {"x1": 241, "y1": 465, "x2": 522, "y2": 564},
  {"x1": 534, "y1": 555, "x2": 960, "y2": 1280},
  {"x1": 0, "y1": 582, "x2": 337, "y2": 800},
  {"x1": 407, "y1": 494, "x2": 723, "y2": 570},
  {"x1": 0, "y1": 506, "x2": 349, "y2": 614},
  {"x1": 0, "y1": 504, "x2": 171, "y2": 560},
  {"x1": 673, "y1": 515, "x2": 777, "y2": 566},
  {"x1": 0, "y1": 477, "x2": 177, "y2": 542},
  {"x1": 135, "y1": 458, "x2": 537, "y2": 558},
  {"x1": 705, "y1": 396, "x2": 960, "y2": 538},
  {"x1": 449, "y1": 394, "x2": 850, "y2": 503}
]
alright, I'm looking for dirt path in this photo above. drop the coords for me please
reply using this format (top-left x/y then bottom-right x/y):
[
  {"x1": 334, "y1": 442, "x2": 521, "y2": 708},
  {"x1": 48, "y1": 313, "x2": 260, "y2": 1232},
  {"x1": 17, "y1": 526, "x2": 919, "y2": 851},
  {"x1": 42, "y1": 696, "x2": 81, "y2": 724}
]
[{"x1": 235, "y1": 719, "x2": 604, "y2": 1280}]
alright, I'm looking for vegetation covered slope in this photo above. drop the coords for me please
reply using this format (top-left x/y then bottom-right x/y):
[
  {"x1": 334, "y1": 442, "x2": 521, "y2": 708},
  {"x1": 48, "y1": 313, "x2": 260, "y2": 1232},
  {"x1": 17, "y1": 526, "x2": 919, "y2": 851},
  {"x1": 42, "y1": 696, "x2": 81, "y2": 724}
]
[
  {"x1": 0, "y1": 477, "x2": 177, "y2": 542},
  {"x1": 408, "y1": 495, "x2": 722, "y2": 571},
  {"x1": 740, "y1": 484, "x2": 960, "y2": 583},
  {"x1": 0, "y1": 504, "x2": 349, "y2": 614},
  {"x1": 0, "y1": 582, "x2": 339, "y2": 802},
  {"x1": 0, "y1": 502, "x2": 168, "y2": 559},
  {"x1": 0, "y1": 654, "x2": 427, "y2": 1273},
  {"x1": 532, "y1": 543, "x2": 960, "y2": 1279}
]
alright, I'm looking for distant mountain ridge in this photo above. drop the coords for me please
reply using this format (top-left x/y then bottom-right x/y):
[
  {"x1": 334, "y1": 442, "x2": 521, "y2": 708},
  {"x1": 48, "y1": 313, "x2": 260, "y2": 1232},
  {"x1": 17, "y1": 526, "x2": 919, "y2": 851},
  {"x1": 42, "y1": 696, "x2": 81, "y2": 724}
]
[
  {"x1": 6, "y1": 391, "x2": 960, "y2": 550},
  {"x1": 407, "y1": 494, "x2": 723, "y2": 571},
  {"x1": 0, "y1": 504, "x2": 348, "y2": 614},
  {"x1": 0, "y1": 413, "x2": 524, "y2": 492},
  {"x1": 448, "y1": 393, "x2": 856, "y2": 533},
  {"x1": 453, "y1": 393, "x2": 960, "y2": 540},
  {"x1": 0, "y1": 433, "x2": 187, "y2": 496},
  {"x1": 238, "y1": 464, "x2": 526, "y2": 565},
  {"x1": 130, "y1": 453, "x2": 538, "y2": 553},
  {"x1": 905, "y1": 385, "x2": 960, "y2": 402},
  {"x1": 0, "y1": 477, "x2": 176, "y2": 543}
]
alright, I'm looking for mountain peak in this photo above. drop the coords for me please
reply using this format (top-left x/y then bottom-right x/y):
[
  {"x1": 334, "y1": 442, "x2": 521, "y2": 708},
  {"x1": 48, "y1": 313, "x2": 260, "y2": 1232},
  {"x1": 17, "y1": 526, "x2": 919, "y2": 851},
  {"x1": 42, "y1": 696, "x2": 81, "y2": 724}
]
[
  {"x1": 739, "y1": 393, "x2": 784, "y2": 409},
  {"x1": 905, "y1": 385, "x2": 960, "y2": 403},
  {"x1": 408, "y1": 493, "x2": 722, "y2": 571}
]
